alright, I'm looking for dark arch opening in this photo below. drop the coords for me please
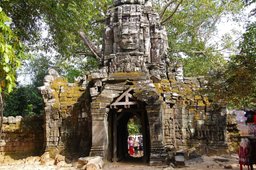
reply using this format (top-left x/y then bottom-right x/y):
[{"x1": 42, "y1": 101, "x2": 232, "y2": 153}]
[
  {"x1": 107, "y1": 105, "x2": 150, "y2": 163},
  {"x1": 127, "y1": 115, "x2": 143, "y2": 158}
]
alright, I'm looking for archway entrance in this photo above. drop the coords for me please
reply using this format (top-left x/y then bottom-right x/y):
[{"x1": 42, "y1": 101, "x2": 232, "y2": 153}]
[
  {"x1": 107, "y1": 88, "x2": 150, "y2": 163},
  {"x1": 127, "y1": 115, "x2": 143, "y2": 158},
  {"x1": 108, "y1": 108, "x2": 150, "y2": 163}
]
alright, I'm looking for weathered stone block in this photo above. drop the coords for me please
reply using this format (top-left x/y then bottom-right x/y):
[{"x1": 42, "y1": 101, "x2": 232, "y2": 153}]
[
  {"x1": 2, "y1": 117, "x2": 7, "y2": 124},
  {"x1": 7, "y1": 116, "x2": 15, "y2": 124}
]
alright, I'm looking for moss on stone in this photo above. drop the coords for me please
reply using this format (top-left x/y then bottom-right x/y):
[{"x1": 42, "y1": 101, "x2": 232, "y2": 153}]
[
  {"x1": 52, "y1": 102, "x2": 60, "y2": 109},
  {"x1": 109, "y1": 72, "x2": 147, "y2": 80},
  {"x1": 2, "y1": 124, "x2": 20, "y2": 132},
  {"x1": 51, "y1": 78, "x2": 68, "y2": 90},
  {"x1": 197, "y1": 100, "x2": 206, "y2": 107},
  {"x1": 47, "y1": 146, "x2": 64, "y2": 159}
]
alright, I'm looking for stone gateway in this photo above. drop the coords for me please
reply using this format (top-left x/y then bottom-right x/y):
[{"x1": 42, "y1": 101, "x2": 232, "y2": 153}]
[{"x1": 39, "y1": 0, "x2": 227, "y2": 166}]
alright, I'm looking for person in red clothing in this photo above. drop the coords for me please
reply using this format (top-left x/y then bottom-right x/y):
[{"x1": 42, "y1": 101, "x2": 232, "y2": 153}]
[
  {"x1": 239, "y1": 138, "x2": 253, "y2": 170},
  {"x1": 253, "y1": 114, "x2": 256, "y2": 124},
  {"x1": 128, "y1": 136, "x2": 134, "y2": 156},
  {"x1": 248, "y1": 138, "x2": 256, "y2": 170}
]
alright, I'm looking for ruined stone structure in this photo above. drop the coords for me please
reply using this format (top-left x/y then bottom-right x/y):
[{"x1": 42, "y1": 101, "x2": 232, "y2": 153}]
[
  {"x1": 39, "y1": 70, "x2": 91, "y2": 156},
  {"x1": 0, "y1": 116, "x2": 44, "y2": 157},
  {"x1": 39, "y1": 0, "x2": 227, "y2": 166}
]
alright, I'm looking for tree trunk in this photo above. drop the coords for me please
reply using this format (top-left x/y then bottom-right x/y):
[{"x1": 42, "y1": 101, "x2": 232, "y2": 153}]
[
  {"x1": 0, "y1": 93, "x2": 3, "y2": 134},
  {"x1": 78, "y1": 31, "x2": 102, "y2": 61}
]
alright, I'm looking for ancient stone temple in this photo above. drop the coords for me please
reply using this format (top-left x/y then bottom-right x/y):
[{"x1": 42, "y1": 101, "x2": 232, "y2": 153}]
[{"x1": 39, "y1": 0, "x2": 227, "y2": 166}]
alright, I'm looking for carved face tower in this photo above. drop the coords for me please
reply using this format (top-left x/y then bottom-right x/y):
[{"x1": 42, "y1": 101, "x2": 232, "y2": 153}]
[{"x1": 103, "y1": 0, "x2": 168, "y2": 77}]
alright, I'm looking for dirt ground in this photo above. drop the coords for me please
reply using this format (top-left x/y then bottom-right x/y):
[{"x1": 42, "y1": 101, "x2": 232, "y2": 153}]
[
  {"x1": 103, "y1": 155, "x2": 249, "y2": 170},
  {"x1": 0, "y1": 154, "x2": 253, "y2": 170}
]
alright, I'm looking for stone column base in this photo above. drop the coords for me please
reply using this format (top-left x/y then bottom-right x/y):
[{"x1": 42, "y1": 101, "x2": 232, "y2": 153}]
[
  {"x1": 149, "y1": 141, "x2": 168, "y2": 166},
  {"x1": 90, "y1": 146, "x2": 104, "y2": 157}
]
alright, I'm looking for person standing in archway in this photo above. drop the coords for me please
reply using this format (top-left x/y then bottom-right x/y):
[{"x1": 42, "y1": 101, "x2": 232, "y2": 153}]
[
  {"x1": 134, "y1": 136, "x2": 139, "y2": 156},
  {"x1": 128, "y1": 136, "x2": 134, "y2": 156},
  {"x1": 138, "y1": 135, "x2": 143, "y2": 157}
]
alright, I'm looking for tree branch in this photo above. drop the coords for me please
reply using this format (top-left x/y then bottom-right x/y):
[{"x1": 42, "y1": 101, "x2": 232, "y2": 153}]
[
  {"x1": 75, "y1": 51, "x2": 96, "y2": 57},
  {"x1": 90, "y1": 17, "x2": 108, "y2": 25},
  {"x1": 78, "y1": 31, "x2": 102, "y2": 61},
  {"x1": 161, "y1": 0, "x2": 183, "y2": 25},
  {"x1": 190, "y1": 50, "x2": 207, "y2": 56},
  {"x1": 160, "y1": 0, "x2": 176, "y2": 20}
]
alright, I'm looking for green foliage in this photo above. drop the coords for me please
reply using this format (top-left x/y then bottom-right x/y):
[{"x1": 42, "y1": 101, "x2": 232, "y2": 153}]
[
  {"x1": 65, "y1": 68, "x2": 81, "y2": 83},
  {"x1": 28, "y1": 55, "x2": 55, "y2": 87},
  {"x1": 1, "y1": 0, "x2": 109, "y2": 86},
  {"x1": 58, "y1": 56, "x2": 99, "y2": 83},
  {"x1": 3, "y1": 85, "x2": 44, "y2": 116},
  {"x1": 0, "y1": 0, "x2": 248, "y2": 111},
  {"x1": 182, "y1": 52, "x2": 227, "y2": 77},
  {"x1": 155, "y1": 0, "x2": 243, "y2": 76},
  {"x1": 127, "y1": 117, "x2": 141, "y2": 135},
  {"x1": 2, "y1": 0, "x2": 244, "y2": 76},
  {"x1": 0, "y1": 7, "x2": 26, "y2": 93},
  {"x1": 1, "y1": 0, "x2": 244, "y2": 80},
  {"x1": 207, "y1": 22, "x2": 256, "y2": 109},
  {"x1": 1, "y1": 0, "x2": 112, "y2": 59},
  {"x1": 227, "y1": 22, "x2": 256, "y2": 108}
]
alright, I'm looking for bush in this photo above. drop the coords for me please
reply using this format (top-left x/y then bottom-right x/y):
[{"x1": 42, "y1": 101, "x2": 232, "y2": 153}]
[{"x1": 4, "y1": 85, "x2": 44, "y2": 116}]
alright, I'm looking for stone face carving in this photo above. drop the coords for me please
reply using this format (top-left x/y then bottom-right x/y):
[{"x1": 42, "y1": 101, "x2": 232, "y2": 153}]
[{"x1": 103, "y1": 0, "x2": 168, "y2": 77}]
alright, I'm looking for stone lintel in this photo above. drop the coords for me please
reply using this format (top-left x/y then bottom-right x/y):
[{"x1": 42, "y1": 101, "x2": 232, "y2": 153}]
[{"x1": 108, "y1": 72, "x2": 148, "y2": 81}]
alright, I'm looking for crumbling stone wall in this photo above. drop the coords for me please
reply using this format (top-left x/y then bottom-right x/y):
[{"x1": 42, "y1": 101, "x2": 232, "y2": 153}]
[
  {"x1": 226, "y1": 112, "x2": 240, "y2": 153},
  {"x1": 0, "y1": 115, "x2": 44, "y2": 158},
  {"x1": 39, "y1": 69, "x2": 91, "y2": 157},
  {"x1": 155, "y1": 76, "x2": 227, "y2": 155}
]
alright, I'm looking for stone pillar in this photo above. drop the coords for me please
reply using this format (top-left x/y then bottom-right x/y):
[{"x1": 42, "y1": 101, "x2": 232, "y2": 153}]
[
  {"x1": 163, "y1": 105, "x2": 175, "y2": 148},
  {"x1": 147, "y1": 103, "x2": 167, "y2": 165},
  {"x1": 181, "y1": 105, "x2": 188, "y2": 146},
  {"x1": 89, "y1": 100, "x2": 110, "y2": 159}
]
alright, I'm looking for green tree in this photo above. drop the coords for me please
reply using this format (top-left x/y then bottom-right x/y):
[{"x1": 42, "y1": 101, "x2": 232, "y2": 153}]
[
  {"x1": 1, "y1": 0, "x2": 244, "y2": 74},
  {"x1": 1, "y1": 0, "x2": 111, "y2": 86},
  {"x1": 1, "y1": 0, "x2": 112, "y2": 59},
  {"x1": 155, "y1": 0, "x2": 243, "y2": 76},
  {"x1": 0, "y1": 0, "x2": 247, "y2": 110},
  {"x1": 0, "y1": 7, "x2": 26, "y2": 132},
  {"x1": 4, "y1": 85, "x2": 44, "y2": 116},
  {"x1": 3, "y1": 54, "x2": 55, "y2": 117},
  {"x1": 28, "y1": 55, "x2": 55, "y2": 87},
  {"x1": 127, "y1": 117, "x2": 141, "y2": 135},
  {"x1": 207, "y1": 22, "x2": 256, "y2": 109}
]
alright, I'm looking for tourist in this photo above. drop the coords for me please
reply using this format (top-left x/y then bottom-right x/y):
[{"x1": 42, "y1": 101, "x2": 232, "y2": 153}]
[
  {"x1": 238, "y1": 138, "x2": 252, "y2": 170},
  {"x1": 128, "y1": 136, "x2": 134, "y2": 156},
  {"x1": 138, "y1": 135, "x2": 143, "y2": 156},
  {"x1": 134, "y1": 136, "x2": 139, "y2": 156},
  {"x1": 248, "y1": 138, "x2": 256, "y2": 170}
]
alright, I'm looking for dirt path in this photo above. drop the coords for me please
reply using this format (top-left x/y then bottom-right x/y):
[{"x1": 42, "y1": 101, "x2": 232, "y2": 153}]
[
  {"x1": 0, "y1": 154, "x2": 253, "y2": 170},
  {"x1": 103, "y1": 155, "x2": 245, "y2": 170}
]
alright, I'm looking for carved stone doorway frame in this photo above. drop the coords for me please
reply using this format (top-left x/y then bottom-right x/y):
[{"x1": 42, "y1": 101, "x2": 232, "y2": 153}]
[
  {"x1": 90, "y1": 86, "x2": 166, "y2": 165},
  {"x1": 107, "y1": 87, "x2": 149, "y2": 162},
  {"x1": 108, "y1": 106, "x2": 150, "y2": 163}
]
